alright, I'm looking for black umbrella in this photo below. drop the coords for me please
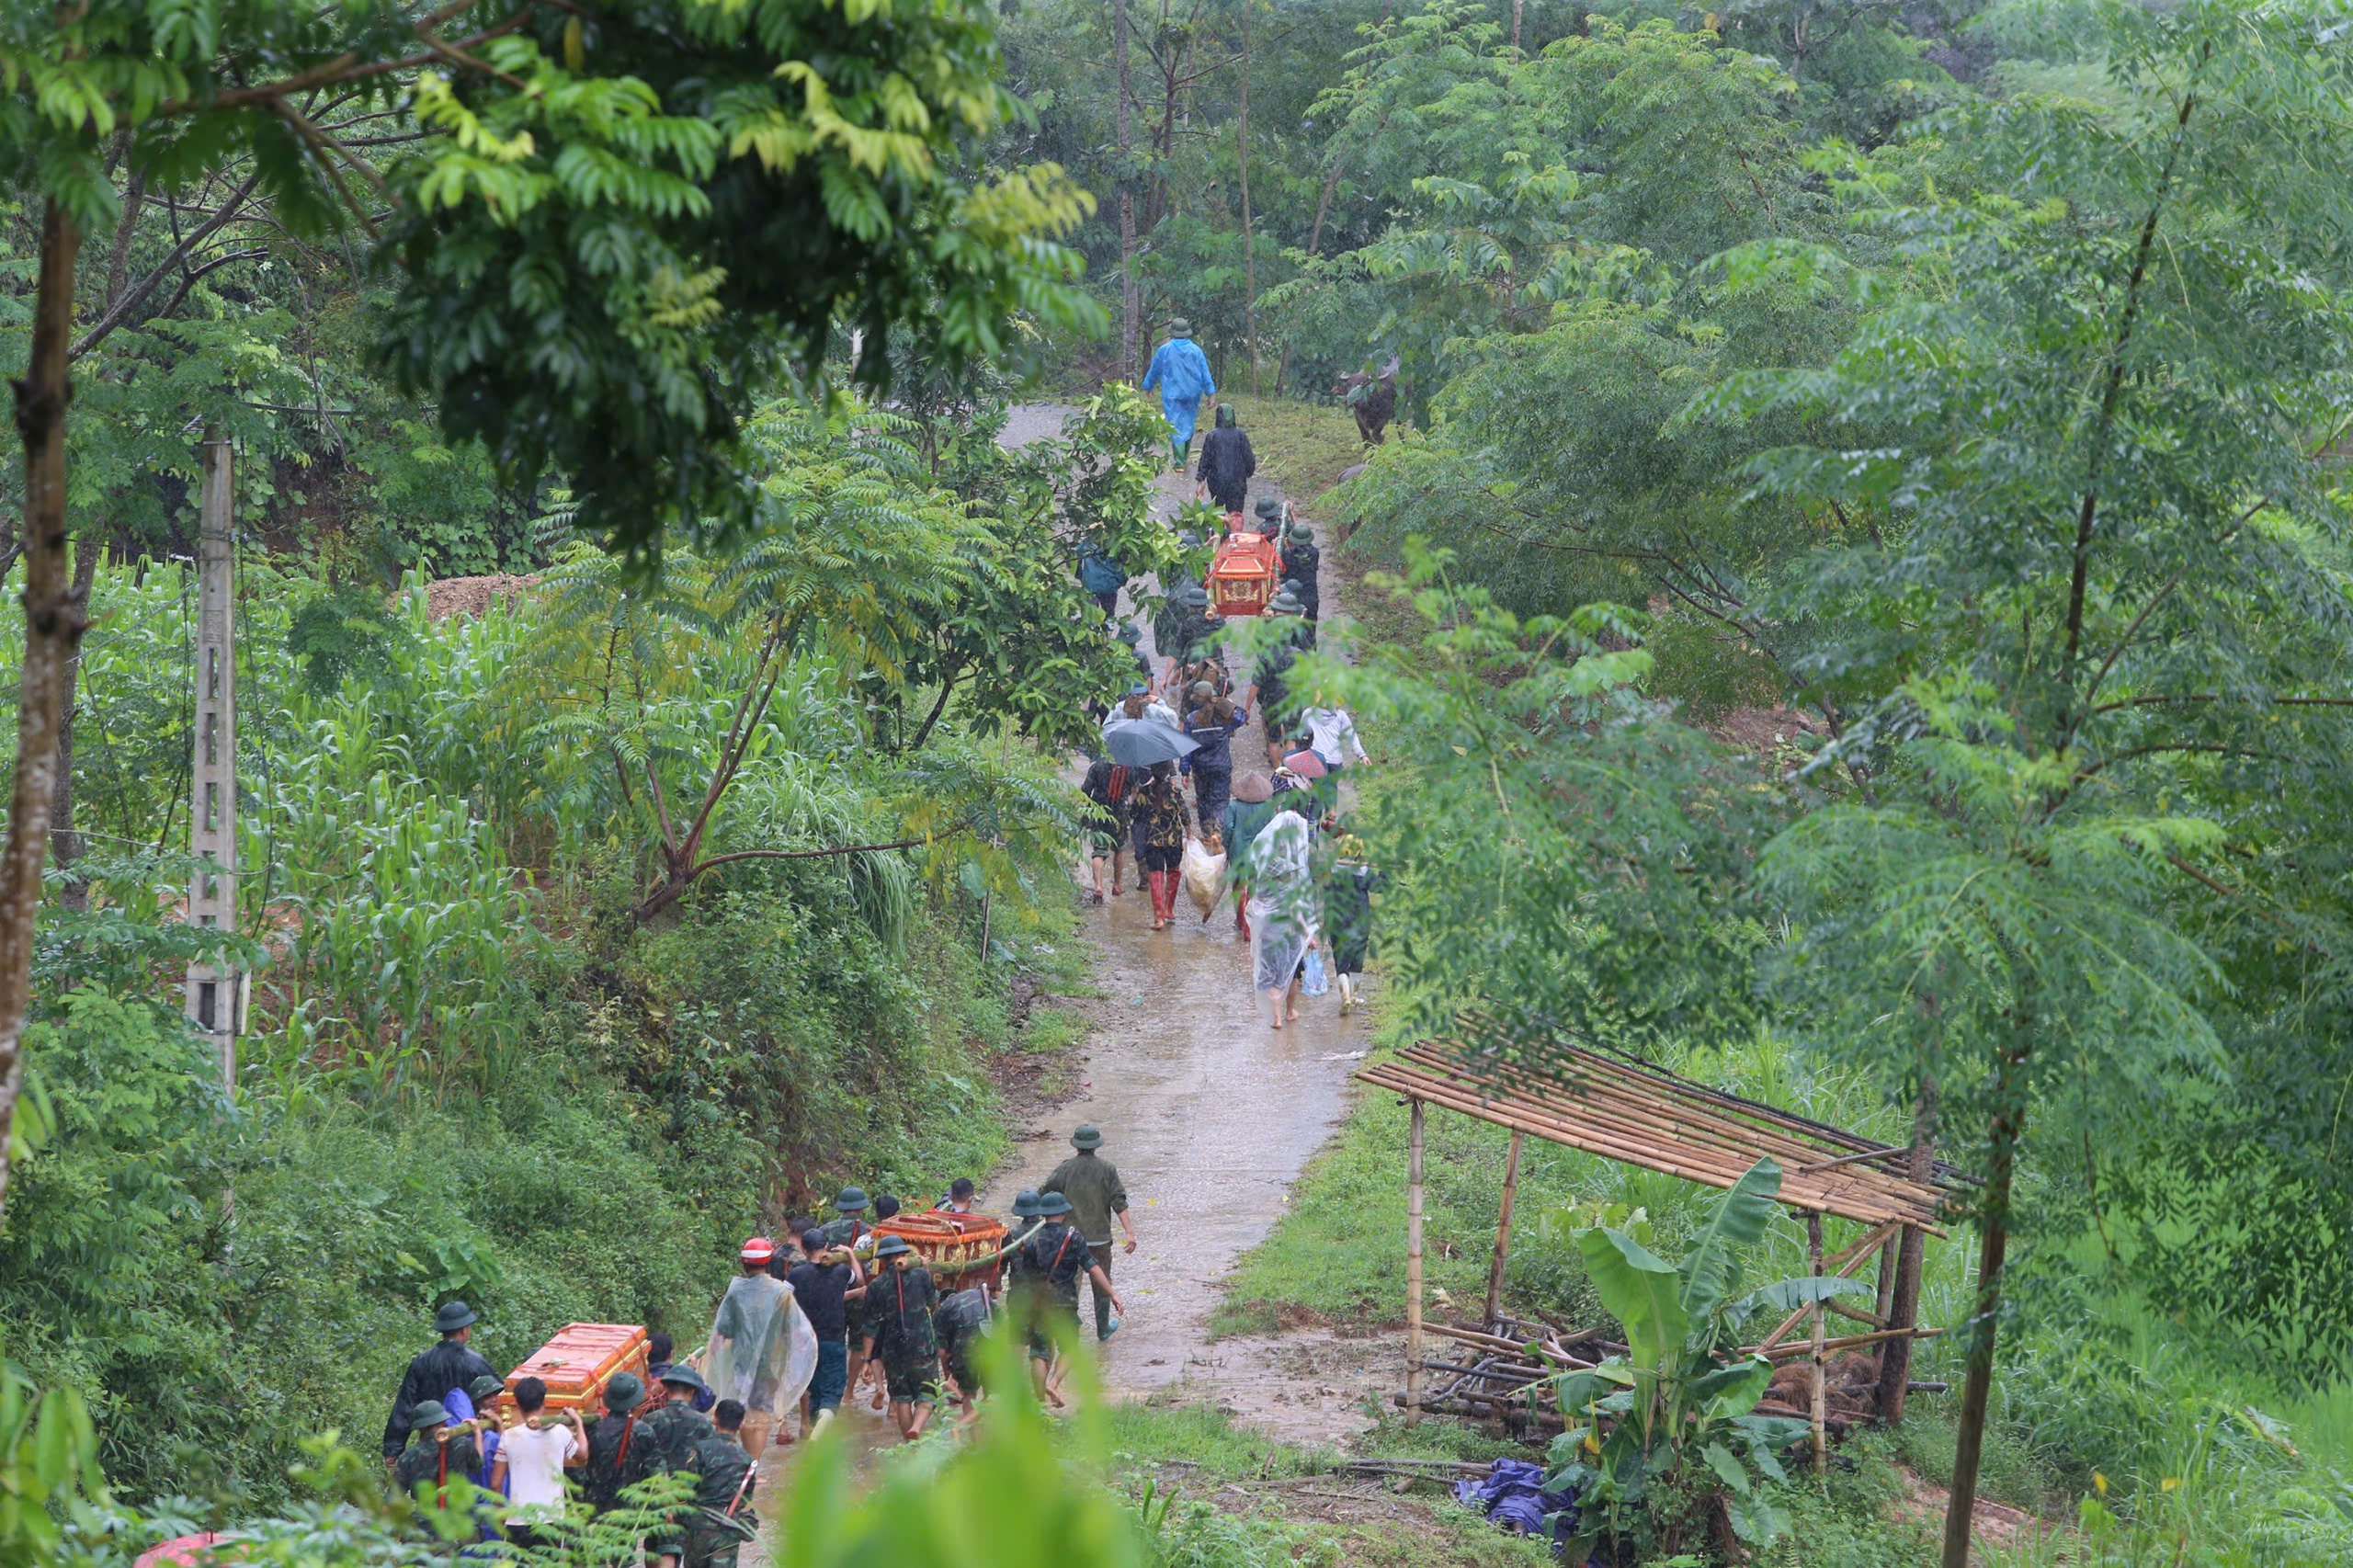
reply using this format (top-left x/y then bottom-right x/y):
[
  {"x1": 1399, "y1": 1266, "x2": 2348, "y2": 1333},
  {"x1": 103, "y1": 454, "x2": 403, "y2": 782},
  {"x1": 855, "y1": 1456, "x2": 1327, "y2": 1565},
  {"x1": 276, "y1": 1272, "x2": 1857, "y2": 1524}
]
[{"x1": 1101, "y1": 717, "x2": 1198, "y2": 767}]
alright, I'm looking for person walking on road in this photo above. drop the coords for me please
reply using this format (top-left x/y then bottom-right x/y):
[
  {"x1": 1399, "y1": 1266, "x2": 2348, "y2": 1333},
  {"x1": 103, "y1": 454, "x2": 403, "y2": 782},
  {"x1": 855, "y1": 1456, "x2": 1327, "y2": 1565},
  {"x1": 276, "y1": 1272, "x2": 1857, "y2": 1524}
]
[
  {"x1": 1019, "y1": 1191, "x2": 1122, "y2": 1403},
  {"x1": 1131, "y1": 760, "x2": 1193, "y2": 930},
  {"x1": 1041, "y1": 1125, "x2": 1136, "y2": 1342},
  {"x1": 1323, "y1": 840, "x2": 1383, "y2": 1015},
  {"x1": 1080, "y1": 754, "x2": 1140, "y2": 902},
  {"x1": 1141, "y1": 318, "x2": 1216, "y2": 468},
  {"x1": 785, "y1": 1227, "x2": 857, "y2": 1433},
  {"x1": 1183, "y1": 682, "x2": 1245, "y2": 835},
  {"x1": 1194, "y1": 403, "x2": 1256, "y2": 514},
  {"x1": 862, "y1": 1235, "x2": 941, "y2": 1441},
  {"x1": 1248, "y1": 777, "x2": 1321, "y2": 1030},
  {"x1": 1279, "y1": 517, "x2": 1322, "y2": 631},
  {"x1": 682, "y1": 1402, "x2": 758, "y2": 1568},
  {"x1": 1222, "y1": 770, "x2": 1279, "y2": 938},
  {"x1": 383, "y1": 1301, "x2": 496, "y2": 1468}
]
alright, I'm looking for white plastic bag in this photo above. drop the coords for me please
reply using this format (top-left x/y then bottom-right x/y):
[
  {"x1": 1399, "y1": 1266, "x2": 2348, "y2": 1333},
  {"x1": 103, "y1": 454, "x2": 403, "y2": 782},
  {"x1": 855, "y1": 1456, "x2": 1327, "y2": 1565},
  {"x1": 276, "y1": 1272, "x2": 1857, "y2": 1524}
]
[{"x1": 1181, "y1": 836, "x2": 1226, "y2": 919}]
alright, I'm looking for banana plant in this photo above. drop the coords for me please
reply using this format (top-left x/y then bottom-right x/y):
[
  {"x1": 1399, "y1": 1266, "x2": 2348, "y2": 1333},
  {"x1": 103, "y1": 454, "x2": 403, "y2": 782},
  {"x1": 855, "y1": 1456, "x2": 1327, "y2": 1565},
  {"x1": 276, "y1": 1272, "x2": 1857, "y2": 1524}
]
[{"x1": 1543, "y1": 1157, "x2": 1872, "y2": 1561}]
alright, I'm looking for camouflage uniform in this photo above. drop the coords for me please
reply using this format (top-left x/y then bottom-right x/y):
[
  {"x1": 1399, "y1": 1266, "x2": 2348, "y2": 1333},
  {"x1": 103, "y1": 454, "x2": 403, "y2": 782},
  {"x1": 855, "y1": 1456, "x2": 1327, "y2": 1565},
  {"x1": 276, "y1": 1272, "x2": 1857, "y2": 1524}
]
[
  {"x1": 580, "y1": 1407, "x2": 642, "y2": 1512},
  {"x1": 622, "y1": 1397, "x2": 715, "y2": 1555},
  {"x1": 392, "y1": 1427, "x2": 481, "y2": 1504},
  {"x1": 682, "y1": 1433, "x2": 757, "y2": 1568},
  {"x1": 934, "y1": 1287, "x2": 993, "y2": 1396}
]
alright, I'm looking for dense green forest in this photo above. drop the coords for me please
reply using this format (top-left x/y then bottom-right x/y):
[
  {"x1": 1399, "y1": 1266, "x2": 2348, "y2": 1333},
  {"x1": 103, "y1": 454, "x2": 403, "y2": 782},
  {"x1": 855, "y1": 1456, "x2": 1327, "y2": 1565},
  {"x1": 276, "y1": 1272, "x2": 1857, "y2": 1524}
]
[{"x1": 4, "y1": 1, "x2": 2353, "y2": 1567}]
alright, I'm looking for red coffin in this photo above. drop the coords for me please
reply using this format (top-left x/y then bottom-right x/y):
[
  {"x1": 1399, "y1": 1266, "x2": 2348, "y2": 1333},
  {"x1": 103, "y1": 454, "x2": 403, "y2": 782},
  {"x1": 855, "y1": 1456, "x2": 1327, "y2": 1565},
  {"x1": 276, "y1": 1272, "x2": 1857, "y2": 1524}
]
[{"x1": 1209, "y1": 532, "x2": 1280, "y2": 617}]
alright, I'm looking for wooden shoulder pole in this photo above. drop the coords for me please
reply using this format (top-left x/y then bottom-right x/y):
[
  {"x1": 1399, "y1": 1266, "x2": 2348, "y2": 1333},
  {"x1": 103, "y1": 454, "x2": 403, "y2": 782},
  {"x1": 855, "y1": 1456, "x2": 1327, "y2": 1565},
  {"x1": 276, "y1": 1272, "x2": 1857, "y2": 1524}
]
[
  {"x1": 1482, "y1": 1128, "x2": 1524, "y2": 1332},
  {"x1": 1405, "y1": 1096, "x2": 1427, "y2": 1426},
  {"x1": 1808, "y1": 1210, "x2": 1829, "y2": 1472}
]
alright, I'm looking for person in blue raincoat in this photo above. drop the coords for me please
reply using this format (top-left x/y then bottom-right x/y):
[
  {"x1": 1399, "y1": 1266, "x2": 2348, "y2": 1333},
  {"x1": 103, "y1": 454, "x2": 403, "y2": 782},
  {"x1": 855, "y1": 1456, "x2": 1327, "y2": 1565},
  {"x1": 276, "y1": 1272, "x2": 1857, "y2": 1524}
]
[{"x1": 1140, "y1": 318, "x2": 1216, "y2": 468}]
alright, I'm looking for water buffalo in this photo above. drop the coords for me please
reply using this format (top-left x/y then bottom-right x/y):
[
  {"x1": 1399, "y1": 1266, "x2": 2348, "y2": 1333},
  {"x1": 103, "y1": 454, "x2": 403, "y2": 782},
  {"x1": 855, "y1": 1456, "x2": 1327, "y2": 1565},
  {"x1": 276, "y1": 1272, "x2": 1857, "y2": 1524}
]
[{"x1": 1334, "y1": 357, "x2": 1399, "y2": 446}]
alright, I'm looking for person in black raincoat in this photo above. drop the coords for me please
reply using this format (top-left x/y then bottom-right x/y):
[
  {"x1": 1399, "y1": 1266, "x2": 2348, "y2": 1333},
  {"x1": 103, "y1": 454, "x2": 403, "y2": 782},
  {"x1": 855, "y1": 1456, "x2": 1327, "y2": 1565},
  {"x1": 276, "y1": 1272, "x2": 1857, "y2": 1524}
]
[
  {"x1": 383, "y1": 1301, "x2": 495, "y2": 1465},
  {"x1": 1193, "y1": 403, "x2": 1256, "y2": 515},
  {"x1": 1323, "y1": 840, "x2": 1383, "y2": 1014},
  {"x1": 1183, "y1": 681, "x2": 1245, "y2": 840}
]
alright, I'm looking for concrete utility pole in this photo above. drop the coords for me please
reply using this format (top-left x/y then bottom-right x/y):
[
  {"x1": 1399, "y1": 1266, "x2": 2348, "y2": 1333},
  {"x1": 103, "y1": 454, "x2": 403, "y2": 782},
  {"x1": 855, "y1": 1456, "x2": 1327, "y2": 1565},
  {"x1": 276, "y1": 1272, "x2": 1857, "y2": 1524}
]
[{"x1": 184, "y1": 426, "x2": 241, "y2": 1092}]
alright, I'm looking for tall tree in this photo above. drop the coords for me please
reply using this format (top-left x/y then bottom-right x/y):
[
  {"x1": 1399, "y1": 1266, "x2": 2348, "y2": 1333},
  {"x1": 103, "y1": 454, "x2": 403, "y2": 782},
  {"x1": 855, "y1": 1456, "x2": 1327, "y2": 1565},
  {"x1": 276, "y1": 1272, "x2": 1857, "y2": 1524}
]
[
  {"x1": 0, "y1": 0, "x2": 1098, "y2": 1221},
  {"x1": 1696, "y1": 6, "x2": 2353, "y2": 1559},
  {"x1": 1115, "y1": 0, "x2": 1142, "y2": 373}
]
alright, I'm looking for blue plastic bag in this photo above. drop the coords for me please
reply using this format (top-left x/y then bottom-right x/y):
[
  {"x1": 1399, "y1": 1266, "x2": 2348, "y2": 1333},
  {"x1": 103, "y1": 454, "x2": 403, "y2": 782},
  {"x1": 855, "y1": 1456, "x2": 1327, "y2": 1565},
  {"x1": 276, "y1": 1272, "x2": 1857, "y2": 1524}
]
[{"x1": 1302, "y1": 947, "x2": 1330, "y2": 997}]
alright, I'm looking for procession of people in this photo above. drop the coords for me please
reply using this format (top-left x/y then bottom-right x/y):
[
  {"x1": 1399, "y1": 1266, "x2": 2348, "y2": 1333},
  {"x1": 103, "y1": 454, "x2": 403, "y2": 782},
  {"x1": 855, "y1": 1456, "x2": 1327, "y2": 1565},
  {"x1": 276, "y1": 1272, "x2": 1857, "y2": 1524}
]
[
  {"x1": 381, "y1": 1127, "x2": 1143, "y2": 1550},
  {"x1": 378, "y1": 316, "x2": 1363, "y2": 1554},
  {"x1": 1091, "y1": 317, "x2": 1379, "y2": 1028}
]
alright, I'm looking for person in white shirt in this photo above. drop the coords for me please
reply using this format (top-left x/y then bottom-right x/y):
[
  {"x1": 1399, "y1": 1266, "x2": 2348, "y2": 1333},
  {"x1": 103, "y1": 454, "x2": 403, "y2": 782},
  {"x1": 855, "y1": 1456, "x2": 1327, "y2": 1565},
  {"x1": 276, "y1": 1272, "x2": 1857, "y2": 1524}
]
[
  {"x1": 1301, "y1": 704, "x2": 1370, "y2": 768},
  {"x1": 490, "y1": 1375, "x2": 585, "y2": 1541}
]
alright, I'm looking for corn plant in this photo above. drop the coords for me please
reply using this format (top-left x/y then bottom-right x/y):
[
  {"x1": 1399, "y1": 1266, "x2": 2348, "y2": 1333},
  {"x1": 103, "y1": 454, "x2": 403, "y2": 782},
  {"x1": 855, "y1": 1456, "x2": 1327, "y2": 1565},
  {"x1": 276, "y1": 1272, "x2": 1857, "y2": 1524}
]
[{"x1": 247, "y1": 704, "x2": 537, "y2": 1102}]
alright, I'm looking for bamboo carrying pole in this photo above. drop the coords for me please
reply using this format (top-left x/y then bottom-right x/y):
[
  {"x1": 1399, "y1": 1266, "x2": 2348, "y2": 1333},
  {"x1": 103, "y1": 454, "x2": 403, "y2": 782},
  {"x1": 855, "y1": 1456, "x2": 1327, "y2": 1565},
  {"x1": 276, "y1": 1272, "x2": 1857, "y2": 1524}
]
[
  {"x1": 1483, "y1": 1129, "x2": 1524, "y2": 1329},
  {"x1": 1405, "y1": 1097, "x2": 1426, "y2": 1426},
  {"x1": 1808, "y1": 1211, "x2": 1829, "y2": 1471}
]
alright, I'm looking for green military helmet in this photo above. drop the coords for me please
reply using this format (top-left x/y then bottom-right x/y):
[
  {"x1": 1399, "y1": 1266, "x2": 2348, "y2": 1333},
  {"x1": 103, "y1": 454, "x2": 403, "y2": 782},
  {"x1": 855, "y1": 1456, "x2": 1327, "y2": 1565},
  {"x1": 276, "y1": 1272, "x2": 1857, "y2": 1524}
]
[
  {"x1": 1070, "y1": 1124, "x2": 1104, "y2": 1150},
  {"x1": 834, "y1": 1185, "x2": 870, "y2": 1211},
  {"x1": 434, "y1": 1300, "x2": 478, "y2": 1333},
  {"x1": 1267, "y1": 586, "x2": 1305, "y2": 617},
  {"x1": 1179, "y1": 585, "x2": 1211, "y2": 608},
  {"x1": 1012, "y1": 1188, "x2": 1041, "y2": 1218},
  {"x1": 603, "y1": 1371, "x2": 645, "y2": 1412},
  {"x1": 1035, "y1": 1191, "x2": 1074, "y2": 1217},
  {"x1": 1253, "y1": 497, "x2": 1283, "y2": 521},
  {"x1": 468, "y1": 1373, "x2": 506, "y2": 1403},
  {"x1": 1287, "y1": 521, "x2": 1314, "y2": 544},
  {"x1": 657, "y1": 1363, "x2": 710, "y2": 1395},
  {"x1": 1177, "y1": 529, "x2": 1201, "y2": 550},
  {"x1": 1189, "y1": 680, "x2": 1217, "y2": 702},
  {"x1": 873, "y1": 1234, "x2": 915, "y2": 1259},
  {"x1": 409, "y1": 1399, "x2": 452, "y2": 1430},
  {"x1": 1116, "y1": 621, "x2": 1142, "y2": 645},
  {"x1": 1167, "y1": 317, "x2": 1192, "y2": 337}
]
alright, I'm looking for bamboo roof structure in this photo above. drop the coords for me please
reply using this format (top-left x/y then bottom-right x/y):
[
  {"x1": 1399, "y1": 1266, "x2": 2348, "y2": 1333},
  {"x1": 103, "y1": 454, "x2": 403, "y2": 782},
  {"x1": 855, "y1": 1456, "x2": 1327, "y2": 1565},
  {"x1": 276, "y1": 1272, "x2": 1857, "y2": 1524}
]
[{"x1": 1357, "y1": 1028, "x2": 1958, "y2": 1233}]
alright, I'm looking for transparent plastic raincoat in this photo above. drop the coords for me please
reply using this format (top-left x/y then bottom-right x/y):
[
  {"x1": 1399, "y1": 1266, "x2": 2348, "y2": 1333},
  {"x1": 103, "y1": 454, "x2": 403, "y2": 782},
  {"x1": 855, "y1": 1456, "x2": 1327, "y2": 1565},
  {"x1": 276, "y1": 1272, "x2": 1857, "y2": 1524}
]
[{"x1": 702, "y1": 1273, "x2": 818, "y2": 1418}]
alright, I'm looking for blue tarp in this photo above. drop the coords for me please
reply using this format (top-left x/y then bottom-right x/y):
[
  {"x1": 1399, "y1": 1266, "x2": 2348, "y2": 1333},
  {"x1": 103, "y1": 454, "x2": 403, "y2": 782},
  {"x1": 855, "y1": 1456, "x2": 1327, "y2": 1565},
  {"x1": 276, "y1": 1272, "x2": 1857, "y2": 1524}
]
[{"x1": 1453, "y1": 1458, "x2": 1583, "y2": 1558}]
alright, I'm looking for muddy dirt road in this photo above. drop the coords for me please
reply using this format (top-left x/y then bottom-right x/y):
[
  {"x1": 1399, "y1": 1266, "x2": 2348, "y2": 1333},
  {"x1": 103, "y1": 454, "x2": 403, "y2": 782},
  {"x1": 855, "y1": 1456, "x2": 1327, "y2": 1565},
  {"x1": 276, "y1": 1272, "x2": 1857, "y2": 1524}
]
[{"x1": 980, "y1": 403, "x2": 1379, "y2": 1421}]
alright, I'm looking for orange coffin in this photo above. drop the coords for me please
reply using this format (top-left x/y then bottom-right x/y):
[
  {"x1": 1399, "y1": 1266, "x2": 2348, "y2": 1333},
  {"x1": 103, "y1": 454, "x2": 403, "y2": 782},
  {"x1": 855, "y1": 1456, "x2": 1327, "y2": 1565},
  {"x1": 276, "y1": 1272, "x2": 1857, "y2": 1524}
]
[
  {"x1": 875, "y1": 1211, "x2": 1011, "y2": 1293},
  {"x1": 1209, "y1": 533, "x2": 1279, "y2": 617},
  {"x1": 506, "y1": 1323, "x2": 651, "y2": 1415}
]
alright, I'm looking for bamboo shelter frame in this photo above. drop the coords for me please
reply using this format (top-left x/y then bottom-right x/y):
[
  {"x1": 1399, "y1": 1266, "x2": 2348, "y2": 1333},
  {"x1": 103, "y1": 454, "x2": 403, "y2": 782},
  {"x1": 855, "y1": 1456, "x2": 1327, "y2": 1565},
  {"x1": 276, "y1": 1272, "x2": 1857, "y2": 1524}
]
[{"x1": 1360, "y1": 1029, "x2": 1959, "y2": 1446}]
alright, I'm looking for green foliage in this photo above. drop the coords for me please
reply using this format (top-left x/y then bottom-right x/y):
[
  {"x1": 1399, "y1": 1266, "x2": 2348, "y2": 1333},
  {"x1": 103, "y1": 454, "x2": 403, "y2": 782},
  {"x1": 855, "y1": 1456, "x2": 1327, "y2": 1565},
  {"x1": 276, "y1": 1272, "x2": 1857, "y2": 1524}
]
[
  {"x1": 1304, "y1": 544, "x2": 1778, "y2": 1051},
  {"x1": 1547, "y1": 1160, "x2": 1819, "y2": 1560}
]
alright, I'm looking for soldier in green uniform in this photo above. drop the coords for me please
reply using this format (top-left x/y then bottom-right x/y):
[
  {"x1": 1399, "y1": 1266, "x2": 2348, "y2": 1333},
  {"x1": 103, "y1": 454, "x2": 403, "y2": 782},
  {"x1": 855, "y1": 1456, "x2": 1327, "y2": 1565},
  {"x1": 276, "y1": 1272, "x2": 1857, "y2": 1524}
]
[
  {"x1": 933, "y1": 1286, "x2": 994, "y2": 1426},
  {"x1": 626, "y1": 1366, "x2": 718, "y2": 1568},
  {"x1": 682, "y1": 1399, "x2": 758, "y2": 1568},
  {"x1": 391, "y1": 1400, "x2": 482, "y2": 1509},
  {"x1": 579, "y1": 1370, "x2": 645, "y2": 1513},
  {"x1": 1041, "y1": 1124, "x2": 1138, "y2": 1340},
  {"x1": 1019, "y1": 1191, "x2": 1122, "y2": 1404},
  {"x1": 861, "y1": 1234, "x2": 941, "y2": 1440}
]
